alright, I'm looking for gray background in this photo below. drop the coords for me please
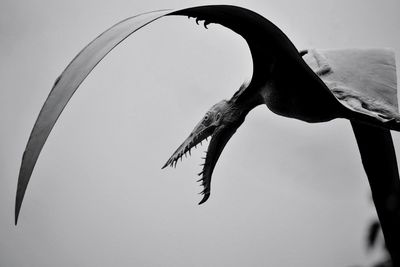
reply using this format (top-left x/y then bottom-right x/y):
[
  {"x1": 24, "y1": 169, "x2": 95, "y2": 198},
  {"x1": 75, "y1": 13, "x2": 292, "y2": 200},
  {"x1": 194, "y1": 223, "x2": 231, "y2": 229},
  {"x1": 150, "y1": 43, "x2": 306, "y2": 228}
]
[{"x1": 1, "y1": 0, "x2": 399, "y2": 266}]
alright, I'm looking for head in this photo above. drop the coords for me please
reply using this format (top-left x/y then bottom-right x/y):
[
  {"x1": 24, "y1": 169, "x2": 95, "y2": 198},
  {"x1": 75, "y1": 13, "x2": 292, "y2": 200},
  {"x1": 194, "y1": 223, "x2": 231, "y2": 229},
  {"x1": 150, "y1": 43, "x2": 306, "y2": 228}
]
[{"x1": 162, "y1": 98, "x2": 246, "y2": 204}]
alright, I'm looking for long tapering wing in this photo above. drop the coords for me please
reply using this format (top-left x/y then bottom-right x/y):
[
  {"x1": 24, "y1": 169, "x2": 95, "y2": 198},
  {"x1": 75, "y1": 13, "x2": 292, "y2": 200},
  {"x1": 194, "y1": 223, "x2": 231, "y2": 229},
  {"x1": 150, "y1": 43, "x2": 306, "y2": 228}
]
[
  {"x1": 351, "y1": 121, "x2": 400, "y2": 262},
  {"x1": 15, "y1": 9, "x2": 173, "y2": 224},
  {"x1": 16, "y1": 5, "x2": 304, "y2": 224}
]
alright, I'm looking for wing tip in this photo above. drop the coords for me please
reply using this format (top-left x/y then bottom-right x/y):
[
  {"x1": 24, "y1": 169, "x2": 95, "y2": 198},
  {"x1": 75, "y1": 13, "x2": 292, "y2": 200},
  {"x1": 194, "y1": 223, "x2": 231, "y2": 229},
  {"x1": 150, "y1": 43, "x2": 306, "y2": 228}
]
[
  {"x1": 15, "y1": 198, "x2": 22, "y2": 225},
  {"x1": 15, "y1": 168, "x2": 28, "y2": 226}
]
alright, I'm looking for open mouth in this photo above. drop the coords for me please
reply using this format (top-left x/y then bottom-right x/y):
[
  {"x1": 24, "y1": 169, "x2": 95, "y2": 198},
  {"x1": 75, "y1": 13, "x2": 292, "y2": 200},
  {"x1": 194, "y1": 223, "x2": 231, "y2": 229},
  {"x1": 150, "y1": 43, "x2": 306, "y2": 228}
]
[
  {"x1": 162, "y1": 124, "x2": 216, "y2": 204},
  {"x1": 162, "y1": 122, "x2": 237, "y2": 205},
  {"x1": 162, "y1": 125, "x2": 215, "y2": 169}
]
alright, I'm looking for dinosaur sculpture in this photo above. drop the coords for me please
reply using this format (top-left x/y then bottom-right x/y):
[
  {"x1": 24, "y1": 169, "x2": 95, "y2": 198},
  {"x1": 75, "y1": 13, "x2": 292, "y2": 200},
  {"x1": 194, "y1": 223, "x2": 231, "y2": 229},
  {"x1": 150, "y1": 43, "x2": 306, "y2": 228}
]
[{"x1": 14, "y1": 5, "x2": 400, "y2": 263}]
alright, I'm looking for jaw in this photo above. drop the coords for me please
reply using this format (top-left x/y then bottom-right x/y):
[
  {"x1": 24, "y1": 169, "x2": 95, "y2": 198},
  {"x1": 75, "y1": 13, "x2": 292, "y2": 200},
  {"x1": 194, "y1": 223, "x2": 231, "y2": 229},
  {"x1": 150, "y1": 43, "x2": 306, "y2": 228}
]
[
  {"x1": 162, "y1": 121, "x2": 216, "y2": 169},
  {"x1": 162, "y1": 120, "x2": 239, "y2": 204},
  {"x1": 196, "y1": 125, "x2": 237, "y2": 204}
]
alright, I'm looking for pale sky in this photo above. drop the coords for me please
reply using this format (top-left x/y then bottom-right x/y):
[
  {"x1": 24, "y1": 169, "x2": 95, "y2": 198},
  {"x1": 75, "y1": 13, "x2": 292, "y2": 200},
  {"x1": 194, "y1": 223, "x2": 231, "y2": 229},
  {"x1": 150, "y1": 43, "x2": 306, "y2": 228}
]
[{"x1": 1, "y1": 0, "x2": 400, "y2": 266}]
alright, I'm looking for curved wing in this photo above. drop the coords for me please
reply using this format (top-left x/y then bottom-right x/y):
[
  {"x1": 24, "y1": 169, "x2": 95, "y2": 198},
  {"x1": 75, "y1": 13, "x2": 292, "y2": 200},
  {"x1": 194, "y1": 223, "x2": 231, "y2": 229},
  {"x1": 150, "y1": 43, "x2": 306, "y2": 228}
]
[
  {"x1": 15, "y1": 9, "x2": 173, "y2": 224},
  {"x1": 16, "y1": 5, "x2": 305, "y2": 224}
]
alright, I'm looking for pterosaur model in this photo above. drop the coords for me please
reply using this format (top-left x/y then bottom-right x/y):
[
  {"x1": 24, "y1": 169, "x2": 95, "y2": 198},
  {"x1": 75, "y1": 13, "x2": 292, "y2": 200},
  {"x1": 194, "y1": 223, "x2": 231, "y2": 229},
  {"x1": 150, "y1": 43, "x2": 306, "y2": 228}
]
[{"x1": 15, "y1": 5, "x2": 400, "y2": 263}]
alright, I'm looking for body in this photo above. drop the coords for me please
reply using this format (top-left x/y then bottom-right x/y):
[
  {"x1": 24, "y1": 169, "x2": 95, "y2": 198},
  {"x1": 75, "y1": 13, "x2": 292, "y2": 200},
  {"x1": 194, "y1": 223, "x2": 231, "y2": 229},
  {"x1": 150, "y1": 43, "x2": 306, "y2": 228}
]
[{"x1": 259, "y1": 57, "x2": 348, "y2": 123}]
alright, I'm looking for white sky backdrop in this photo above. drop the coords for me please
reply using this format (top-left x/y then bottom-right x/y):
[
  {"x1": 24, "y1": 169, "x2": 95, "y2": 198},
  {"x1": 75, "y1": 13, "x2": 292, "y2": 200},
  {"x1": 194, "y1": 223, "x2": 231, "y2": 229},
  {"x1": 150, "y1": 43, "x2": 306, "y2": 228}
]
[{"x1": 1, "y1": 0, "x2": 400, "y2": 266}]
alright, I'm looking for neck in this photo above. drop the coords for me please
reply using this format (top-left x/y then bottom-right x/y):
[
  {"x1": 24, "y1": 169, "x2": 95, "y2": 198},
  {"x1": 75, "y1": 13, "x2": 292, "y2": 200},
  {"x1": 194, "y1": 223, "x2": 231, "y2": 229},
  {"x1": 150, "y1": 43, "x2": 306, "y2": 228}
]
[
  {"x1": 228, "y1": 89, "x2": 263, "y2": 126},
  {"x1": 231, "y1": 83, "x2": 265, "y2": 112}
]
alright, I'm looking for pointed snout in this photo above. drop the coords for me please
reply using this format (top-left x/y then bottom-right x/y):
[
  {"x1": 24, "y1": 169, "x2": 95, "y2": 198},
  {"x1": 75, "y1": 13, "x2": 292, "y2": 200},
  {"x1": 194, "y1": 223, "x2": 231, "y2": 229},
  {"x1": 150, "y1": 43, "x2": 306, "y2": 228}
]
[{"x1": 162, "y1": 120, "x2": 215, "y2": 169}]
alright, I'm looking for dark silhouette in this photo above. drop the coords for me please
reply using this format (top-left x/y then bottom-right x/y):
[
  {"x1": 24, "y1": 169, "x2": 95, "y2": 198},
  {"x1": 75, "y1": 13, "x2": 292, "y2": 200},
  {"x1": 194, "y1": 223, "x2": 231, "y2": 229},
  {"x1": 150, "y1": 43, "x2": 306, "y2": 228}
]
[
  {"x1": 367, "y1": 218, "x2": 392, "y2": 267},
  {"x1": 14, "y1": 5, "x2": 400, "y2": 264}
]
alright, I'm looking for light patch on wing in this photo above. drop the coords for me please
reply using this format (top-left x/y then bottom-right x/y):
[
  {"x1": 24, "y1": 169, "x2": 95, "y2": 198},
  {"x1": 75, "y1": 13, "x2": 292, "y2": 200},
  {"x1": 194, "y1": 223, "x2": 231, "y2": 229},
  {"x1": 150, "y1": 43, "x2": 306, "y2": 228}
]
[
  {"x1": 302, "y1": 49, "x2": 332, "y2": 76},
  {"x1": 327, "y1": 81, "x2": 400, "y2": 122},
  {"x1": 303, "y1": 48, "x2": 399, "y2": 121}
]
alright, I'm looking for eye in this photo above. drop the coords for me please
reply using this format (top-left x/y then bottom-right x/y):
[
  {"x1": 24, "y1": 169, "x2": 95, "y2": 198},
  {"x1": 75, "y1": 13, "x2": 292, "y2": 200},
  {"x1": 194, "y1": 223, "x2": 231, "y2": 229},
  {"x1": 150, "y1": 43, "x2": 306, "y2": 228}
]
[
  {"x1": 203, "y1": 113, "x2": 212, "y2": 125},
  {"x1": 215, "y1": 113, "x2": 221, "y2": 121}
]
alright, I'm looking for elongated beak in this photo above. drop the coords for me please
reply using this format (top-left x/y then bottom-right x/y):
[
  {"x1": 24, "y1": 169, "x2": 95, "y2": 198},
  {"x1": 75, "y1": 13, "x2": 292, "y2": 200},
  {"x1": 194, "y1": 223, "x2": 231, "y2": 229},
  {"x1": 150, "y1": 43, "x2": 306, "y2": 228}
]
[
  {"x1": 162, "y1": 120, "x2": 215, "y2": 169},
  {"x1": 162, "y1": 119, "x2": 239, "y2": 204}
]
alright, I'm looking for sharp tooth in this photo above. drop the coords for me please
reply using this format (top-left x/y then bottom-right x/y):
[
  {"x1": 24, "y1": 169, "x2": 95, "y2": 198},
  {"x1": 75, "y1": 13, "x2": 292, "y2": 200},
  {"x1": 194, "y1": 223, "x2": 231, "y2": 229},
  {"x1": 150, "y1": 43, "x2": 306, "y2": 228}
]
[
  {"x1": 189, "y1": 149, "x2": 191, "y2": 156},
  {"x1": 174, "y1": 161, "x2": 177, "y2": 168},
  {"x1": 200, "y1": 141, "x2": 202, "y2": 146},
  {"x1": 206, "y1": 137, "x2": 208, "y2": 141},
  {"x1": 197, "y1": 171, "x2": 203, "y2": 176},
  {"x1": 184, "y1": 152, "x2": 187, "y2": 158}
]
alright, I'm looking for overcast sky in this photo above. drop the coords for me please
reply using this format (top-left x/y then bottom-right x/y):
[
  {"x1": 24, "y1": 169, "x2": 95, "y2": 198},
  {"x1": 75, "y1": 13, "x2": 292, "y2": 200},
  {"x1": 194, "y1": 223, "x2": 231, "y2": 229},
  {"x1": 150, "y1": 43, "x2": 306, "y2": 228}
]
[{"x1": 1, "y1": 0, "x2": 400, "y2": 266}]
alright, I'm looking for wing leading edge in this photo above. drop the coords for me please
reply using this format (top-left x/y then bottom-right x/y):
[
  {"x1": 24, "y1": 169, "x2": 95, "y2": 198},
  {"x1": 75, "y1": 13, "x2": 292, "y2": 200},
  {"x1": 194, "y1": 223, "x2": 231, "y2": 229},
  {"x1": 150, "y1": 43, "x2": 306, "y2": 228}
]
[{"x1": 15, "y1": 9, "x2": 173, "y2": 224}]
